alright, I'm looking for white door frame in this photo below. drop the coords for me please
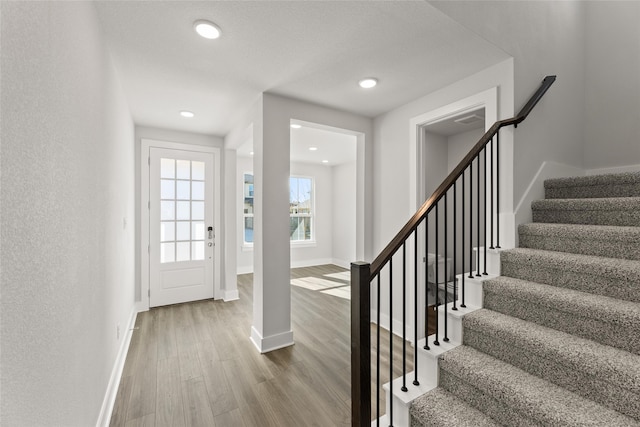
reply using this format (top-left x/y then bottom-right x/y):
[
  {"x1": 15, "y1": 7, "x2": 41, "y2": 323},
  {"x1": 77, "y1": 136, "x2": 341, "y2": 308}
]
[
  {"x1": 409, "y1": 87, "x2": 498, "y2": 213},
  {"x1": 407, "y1": 87, "x2": 498, "y2": 341},
  {"x1": 140, "y1": 138, "x2": 222, "y2": 311}
]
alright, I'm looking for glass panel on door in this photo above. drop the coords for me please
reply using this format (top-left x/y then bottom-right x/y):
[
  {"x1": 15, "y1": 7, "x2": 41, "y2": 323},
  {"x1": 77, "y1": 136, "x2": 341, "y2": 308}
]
[{"x1": 159, "y1": 158, "x2": 206, "y2": 263}]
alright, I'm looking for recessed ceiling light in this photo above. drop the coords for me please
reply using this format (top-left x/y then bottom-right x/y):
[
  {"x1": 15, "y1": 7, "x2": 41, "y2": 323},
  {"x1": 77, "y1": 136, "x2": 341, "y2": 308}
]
[
  {"x1": 249, "y1": 151, "x2": 254, "y2": 156},
  {"x1": 309, "y1": 147, "x2": 318, "y2": 151},
  {"x1": 359, "y1": 78, "x2": 378, "y2": 89},
  {"x1": 322, "y1": 160, "x2": 329, "y2": 164},
  {"x1": 290, "y1": 124, "x2": 302, "y2": 129},
  {"x1": 194, "y1": 20, "x2": 221, "y2": 39},
  {"x1": 180, "y1": 110, "x2": 195, "y2": 118}
]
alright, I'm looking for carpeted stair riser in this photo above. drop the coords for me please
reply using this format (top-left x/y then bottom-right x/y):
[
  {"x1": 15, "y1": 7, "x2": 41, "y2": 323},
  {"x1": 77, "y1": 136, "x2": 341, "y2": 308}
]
[
  {"x1": 482, "y1": 277, "x2": 640, "y2": 355},
  {"x1": 544, "y1": 172, "x2": 640, "y2": 199},
  {"x1": 462, "y1": 309, "x2": 640, "y2": 420},
  {"x1": 500, "y1": 248, "x2": 640, "y2": 303},
  {"x1": 518, "y1": 223, "x2": 640, "y2": 261},
  {"x1": 531, "y1": 197, "x2": 640, "y2": 226},
  {"x1": 437, "y1": 346, "x2": 638, "y2": 426},
  {"x1": 409, "y1": 388, "x2": 500, "y2": 427}
]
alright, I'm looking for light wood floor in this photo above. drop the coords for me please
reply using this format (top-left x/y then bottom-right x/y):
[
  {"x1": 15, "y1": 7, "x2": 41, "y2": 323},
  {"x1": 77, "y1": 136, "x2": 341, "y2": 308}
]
[{"x1": 110, "y1": 265, "x2": 413, "y2": 426}]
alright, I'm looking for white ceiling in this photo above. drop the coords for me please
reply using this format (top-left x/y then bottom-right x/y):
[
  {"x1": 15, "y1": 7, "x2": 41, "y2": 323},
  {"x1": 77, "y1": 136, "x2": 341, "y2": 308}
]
[
  {"x1": 237, "y1": 123, "x2": 358, "y2": 166},
  {"x1": 94, "y1": 1, "x2": 509, "y2": 137}
]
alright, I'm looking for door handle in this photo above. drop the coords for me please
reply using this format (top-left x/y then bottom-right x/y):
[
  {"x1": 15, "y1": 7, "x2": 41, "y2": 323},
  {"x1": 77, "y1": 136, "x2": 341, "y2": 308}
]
[{"x1": 208, "y1": 226, "x2": 214, "y2": 239}]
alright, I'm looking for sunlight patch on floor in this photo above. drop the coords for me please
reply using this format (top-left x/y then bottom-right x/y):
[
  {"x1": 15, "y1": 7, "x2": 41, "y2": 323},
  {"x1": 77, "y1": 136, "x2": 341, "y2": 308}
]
[
  {"x1": 291, "y1": 272, "x2": 351, "y2": 300},
  {"x1": 291, "y1": 276, "x2": 344, "y2": 291},
  {"x1": 323, "y1": 271, "x2": 351, "y2": 281},
  {"x1": 320, "y1": 286, "x2": 350, "y2": 300}
]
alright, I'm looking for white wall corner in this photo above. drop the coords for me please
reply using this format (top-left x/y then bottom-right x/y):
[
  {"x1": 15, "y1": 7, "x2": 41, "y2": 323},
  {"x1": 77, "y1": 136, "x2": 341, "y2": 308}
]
[
  {"x1": 96, "y1": 308, "x2": 138, "y2": 427},
  {"x1": 250, "y1": 326, "x2": 294, "y2": 354}
]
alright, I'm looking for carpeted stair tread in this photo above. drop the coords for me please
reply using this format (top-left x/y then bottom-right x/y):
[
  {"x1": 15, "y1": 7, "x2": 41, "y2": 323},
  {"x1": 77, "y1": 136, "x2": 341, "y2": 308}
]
[
  {"x1": 500, "y1": 248, "x2": 640, "y2": 303},
  {"x1": 409, "y1": 388, "x2": 500, "y2": 427},
  {"x1": 519, "y1": 222, "x2": 640, "y2": 260},
  {"x1": 463, "y1": 309, "x2": 640, "y2": 418},
  {"x1": 438, "y1": 346, "x2": 639, "y2": 426},
  {"x1": 482, "y1": 276, "x2": 640, "y2": 355},
  {"x1": 531, "y1": 197, "x2": 640, "y2": 226},
  {"x1": 545, "y1": 172, "x2": 640, "y2": 199}
]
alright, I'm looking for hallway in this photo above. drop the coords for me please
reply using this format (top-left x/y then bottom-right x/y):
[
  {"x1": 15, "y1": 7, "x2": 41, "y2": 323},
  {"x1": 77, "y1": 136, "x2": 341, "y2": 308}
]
[{"x1": 110, "y1": 265, "x2": 410, "y2": 426}]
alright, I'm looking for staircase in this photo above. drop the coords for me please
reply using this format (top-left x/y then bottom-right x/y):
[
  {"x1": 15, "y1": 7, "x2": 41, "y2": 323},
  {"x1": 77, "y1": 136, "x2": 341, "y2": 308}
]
[{"x1": 410, "y1": 172, "x2": 640, "y2": 426}]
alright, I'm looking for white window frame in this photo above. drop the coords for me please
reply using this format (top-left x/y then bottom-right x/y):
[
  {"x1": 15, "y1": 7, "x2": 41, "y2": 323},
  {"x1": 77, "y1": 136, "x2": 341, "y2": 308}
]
[
  {"x1": 289, "y1": 175, "x2": 315, "y2": 244},
  {"x1": 241, "y1": 173, "x2": 316, "y2": 249}
]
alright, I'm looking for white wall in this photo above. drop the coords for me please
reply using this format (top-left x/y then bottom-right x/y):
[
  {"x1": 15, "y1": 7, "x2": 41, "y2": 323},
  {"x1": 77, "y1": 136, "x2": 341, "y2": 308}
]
[
  {"x1": 332, "y1": 161, "x2": 357, "y2": 268},
  {"x1": 583, "y1": 1, "x2": 640, "y2": 170},
  {"x1": 1, "y1": 2, "x2": 135, "y2": 425},
  {"x1": 431, "y1": 0, "x2": 587, "y2": 207},
  {"x1": 373, "y1": 59, "x2": 514, "y2": 257},
  {"x1": 236, "y1": 157, "x2": 356, "y2": 273}
]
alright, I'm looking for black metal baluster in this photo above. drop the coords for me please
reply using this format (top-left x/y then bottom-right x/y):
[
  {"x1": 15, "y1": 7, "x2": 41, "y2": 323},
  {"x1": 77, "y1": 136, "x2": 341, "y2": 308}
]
[
  {"x1": 376, "y1": 274, "x2": 381, "y2": 426},
  {"x1": 461, "y1": 170, "x2": 466, "y2": 308},
  {"x1": 453, "y1": 182, "x2": 458, "y2": 311},
  {"x1": 401, "y1": 244, "x2": 407, "y2": 393},
  {"x1": 389, "y1": 261, "x2": 393, "y2": 427},
  {"x1": 443, "y1": 193, "x2": 449, "y2": 342},
  {"x1": 483, "y1": 148, "x2": 488, "y2": 276},
  {"x1": 424, "y1": 215, "x2": 430, "y2": 351},
  {"x1": 490, "y1": 137, "x2": 495, "y2": 250},
  {"x1": 496, "y1": 131, "x2": 501, "y2": 249},
  {"x1": 433, "y1": 203, "x2": 440, "y2": 346},
  {"x1": 476, "y1": 156, "x2": 481, "y2": 277},
  {"x1": 468, "y1": 162, "x2": 474, "y2": 279},
  {"x1": 413, "y1": 230, "x2": 420, "y2": 385}
]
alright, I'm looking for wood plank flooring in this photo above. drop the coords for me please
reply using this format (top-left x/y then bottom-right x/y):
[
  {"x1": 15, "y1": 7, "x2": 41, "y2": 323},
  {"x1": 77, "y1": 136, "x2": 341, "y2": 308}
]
[{"x1": 110, "y1": 265, "x2": 413, "y2": 426}]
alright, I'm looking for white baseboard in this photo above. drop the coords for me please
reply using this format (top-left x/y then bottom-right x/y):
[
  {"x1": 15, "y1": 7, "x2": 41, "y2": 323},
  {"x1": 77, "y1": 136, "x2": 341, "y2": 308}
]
[
  {"x1": 96, "y1": 308, "x2": 137, "y2": 427},
  {"x1": 586, "y1": 163, "x2": 640, "y2": 175},
  {"x1": 250, "y1": 326, "x2": 294, "y2": 353},
  {"x1": 223, "y1": 289, "x2": 239, "y2": 301}
]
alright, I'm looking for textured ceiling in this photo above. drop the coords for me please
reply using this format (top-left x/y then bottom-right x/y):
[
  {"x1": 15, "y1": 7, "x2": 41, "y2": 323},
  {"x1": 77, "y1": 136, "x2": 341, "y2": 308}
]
[{"x1": 94, "y1": 1, "x2": 509, "y2": 136}]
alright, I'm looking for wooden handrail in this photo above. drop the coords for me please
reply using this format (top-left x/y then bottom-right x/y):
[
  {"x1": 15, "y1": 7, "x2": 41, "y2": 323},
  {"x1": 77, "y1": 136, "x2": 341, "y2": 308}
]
[{"x1": 369, "y1": 75, "x2": 556, "y2": 277}]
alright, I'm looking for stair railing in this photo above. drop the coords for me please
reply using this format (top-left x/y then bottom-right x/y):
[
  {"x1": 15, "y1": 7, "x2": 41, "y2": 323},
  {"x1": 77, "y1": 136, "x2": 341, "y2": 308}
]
[{"x1": 351, "y1": 75, "x2": 556, "y2": 426}]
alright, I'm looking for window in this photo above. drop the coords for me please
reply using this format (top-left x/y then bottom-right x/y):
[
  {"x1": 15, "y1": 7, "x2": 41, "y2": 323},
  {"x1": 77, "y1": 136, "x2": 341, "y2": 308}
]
[
  {"x1": 242, "y1": 174, "x2": 314, "y2": 244},
  {"x1": 289, "y1": 176, "x2": 313, "y2": 242},
  {"x1": 243, "y1": 173, "x2": 254, "y2": 243}
]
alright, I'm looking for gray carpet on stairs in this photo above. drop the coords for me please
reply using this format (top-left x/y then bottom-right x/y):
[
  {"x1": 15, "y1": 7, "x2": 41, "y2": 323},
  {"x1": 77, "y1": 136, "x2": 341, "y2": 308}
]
[
  {"x1": 463, "y1": 309, "x2": 640, "y2": 419},
  {"x1": 482, "y1": 276, "x2": 640, "y2": 355},
  {"x1": 438, "y1": 346, "x2": 638, "y2": 426},
  {"x1": 532, "y1": 197, "x2": 640, "y2": 226},
  {"x1": 544, "y1": 171, "x2": 640, "y2": 199},
  {"x1": 411, "y1": 172, "x2": 640, "y2": 427},
  {"x1": 519, "y1": 222, "x2": 640, "y2": 260},
  {"x1": 409, "y1": 388, "x2": 499, "y2": 427},
  {"x1": 500, "y1": 248, "x2": 640, "y2": 303}
]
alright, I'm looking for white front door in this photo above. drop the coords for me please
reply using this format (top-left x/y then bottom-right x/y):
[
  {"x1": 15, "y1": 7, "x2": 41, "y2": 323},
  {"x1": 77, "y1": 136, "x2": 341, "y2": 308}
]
[{"x1": 149, "y1": 147, "x2": 215, "y2": 307}]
